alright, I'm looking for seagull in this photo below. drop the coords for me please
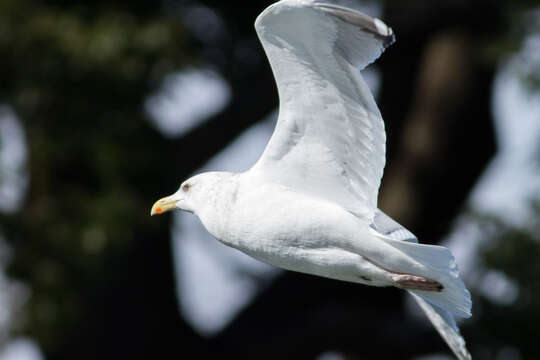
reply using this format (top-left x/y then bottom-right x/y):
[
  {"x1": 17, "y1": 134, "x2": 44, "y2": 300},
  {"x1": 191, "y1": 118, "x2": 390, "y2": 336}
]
[{"x1": 151, "y1": 1, "x2": 472, "y2": 358}]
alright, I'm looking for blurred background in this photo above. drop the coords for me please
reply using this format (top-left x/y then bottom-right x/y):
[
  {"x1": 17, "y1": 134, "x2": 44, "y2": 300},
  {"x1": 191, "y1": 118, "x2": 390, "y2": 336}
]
[{"x1": 0, "y1": 0, "x2": 539, "y2": 359}]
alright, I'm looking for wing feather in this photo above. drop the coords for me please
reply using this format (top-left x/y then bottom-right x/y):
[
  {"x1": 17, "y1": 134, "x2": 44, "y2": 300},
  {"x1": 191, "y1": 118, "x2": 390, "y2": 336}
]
[
  {"x1": 371, "y1": 209, "x2": 418, "y2": 243},
  {"x1": 409, "y1": 292, "x2": 472, "y2": 360},
  {"x1": 251, "y1": 0, "x2": 394, "y2": 221}
]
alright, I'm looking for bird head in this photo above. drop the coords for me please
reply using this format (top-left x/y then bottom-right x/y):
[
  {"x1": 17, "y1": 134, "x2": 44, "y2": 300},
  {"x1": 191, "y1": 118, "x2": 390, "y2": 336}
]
[{"x1": 150, "y1": 171, "x2": 235, "y2": 216}]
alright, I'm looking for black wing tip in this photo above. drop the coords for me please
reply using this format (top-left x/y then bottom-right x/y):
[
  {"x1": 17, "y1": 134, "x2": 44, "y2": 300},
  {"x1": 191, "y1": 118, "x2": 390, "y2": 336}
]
[
  {"x1": 314, "y1": 2, "x2": 396, "y2": 47},
  {"x1": 372, "y1": 17, "x2": 396, "y2": 48},
  {"x1": 383, "y1": 30, "x2": 396, "y2": 48}
]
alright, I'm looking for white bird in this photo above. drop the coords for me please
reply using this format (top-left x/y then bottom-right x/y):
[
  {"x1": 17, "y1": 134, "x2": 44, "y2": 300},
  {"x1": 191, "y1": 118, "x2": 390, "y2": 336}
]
[{"x1": 151, "y1": 1, "x2": 472, "y2": 358}]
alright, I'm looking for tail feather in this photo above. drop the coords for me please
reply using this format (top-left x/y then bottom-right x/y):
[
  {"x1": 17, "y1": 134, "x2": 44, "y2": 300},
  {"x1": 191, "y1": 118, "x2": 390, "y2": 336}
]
[
  {"x1": 378, "y1": 237, "x2": 472, "y2": 318},
  {"x1": 409, "y1": 291, "x2": 472, "y2": 360},
  {"x1": 371, "y1": 217, "x2": 472, "y2": 358}
]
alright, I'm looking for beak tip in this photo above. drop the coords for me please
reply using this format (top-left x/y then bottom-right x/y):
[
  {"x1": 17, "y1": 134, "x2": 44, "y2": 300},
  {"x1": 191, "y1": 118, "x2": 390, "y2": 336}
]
[{"x1": 151, "y1": 196, "x2": 178, "y2": 217}]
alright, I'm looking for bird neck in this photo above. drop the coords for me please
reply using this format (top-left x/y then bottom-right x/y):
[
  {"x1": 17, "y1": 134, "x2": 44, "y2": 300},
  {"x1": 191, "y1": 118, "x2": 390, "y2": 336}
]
[{"x1": 195, "y1": 173, "x2": 240, "y2": 240}]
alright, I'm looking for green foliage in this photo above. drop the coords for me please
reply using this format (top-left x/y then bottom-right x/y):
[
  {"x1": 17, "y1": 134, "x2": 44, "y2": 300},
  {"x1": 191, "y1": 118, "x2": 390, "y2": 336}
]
[
  {"x1": 0, "y1": 0, "x2": 191, "y2": 353},
  {"x1": 466, "y1": 203, "x2": 540, "y2": 359}
]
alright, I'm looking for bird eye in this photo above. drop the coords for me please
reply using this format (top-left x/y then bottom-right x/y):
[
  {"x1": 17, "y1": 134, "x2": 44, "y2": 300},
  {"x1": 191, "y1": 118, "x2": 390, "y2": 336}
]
[{"x1": 182, "y1": 183, "x2": 191, "y2": 192}]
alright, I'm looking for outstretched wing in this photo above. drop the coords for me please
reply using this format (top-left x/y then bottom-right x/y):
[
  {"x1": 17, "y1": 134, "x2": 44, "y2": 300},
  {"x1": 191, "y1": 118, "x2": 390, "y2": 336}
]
[
  {"x1": 251, "y1": 1, "x2": 394, "y2": 222},
  {"x1": 371, "y1": 209, "x2": 418, "y2": 242},
  {"x1": 409, "y1": 292, "x2": 472, "y2": 360}
]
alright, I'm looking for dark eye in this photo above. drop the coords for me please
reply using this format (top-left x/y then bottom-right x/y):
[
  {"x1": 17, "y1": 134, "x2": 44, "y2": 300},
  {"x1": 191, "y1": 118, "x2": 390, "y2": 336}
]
[{"x1": 182, "y1": 183, "x2": 191, "y2": 192}]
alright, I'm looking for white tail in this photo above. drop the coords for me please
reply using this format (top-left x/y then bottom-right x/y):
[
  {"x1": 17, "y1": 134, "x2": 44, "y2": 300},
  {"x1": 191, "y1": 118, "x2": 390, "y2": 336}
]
[
  {"x1": 370, "y1": 212, "x2": 473, "y2": 359},
  {"x1": 378, "y1": 236, "x2": 472, "y2": 318}
]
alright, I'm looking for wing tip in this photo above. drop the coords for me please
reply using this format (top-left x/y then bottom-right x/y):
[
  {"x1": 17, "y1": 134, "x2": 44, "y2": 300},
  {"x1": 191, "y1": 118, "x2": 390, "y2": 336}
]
[
  {"x1": 373, "y1": 18, "x2": 396, "y2": 48},
  {"x1": 410, "y1": 292, "x2": 472, "y2": 360},
  {"x1": 314, "y1": 2, "x2": 396, "y2": 48}
]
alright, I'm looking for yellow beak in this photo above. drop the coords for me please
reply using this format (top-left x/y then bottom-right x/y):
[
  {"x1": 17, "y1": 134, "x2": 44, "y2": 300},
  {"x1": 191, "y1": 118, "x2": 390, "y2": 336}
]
[{"x1": 150, "y1": 196, "x2": 179, "y2": 216}]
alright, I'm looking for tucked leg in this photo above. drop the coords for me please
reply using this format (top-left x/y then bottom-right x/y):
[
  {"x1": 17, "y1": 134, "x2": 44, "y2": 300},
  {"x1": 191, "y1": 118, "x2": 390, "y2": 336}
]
[{"x1": 391, "y1": 274, "x2": 444, "y2": 292}]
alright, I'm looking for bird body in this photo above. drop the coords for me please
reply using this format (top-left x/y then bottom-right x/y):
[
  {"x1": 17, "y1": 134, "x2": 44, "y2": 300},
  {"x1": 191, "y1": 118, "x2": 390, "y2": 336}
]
[
  {"x1": 170, "y1": 170, "x2": 471, "y2": 319},
  {"x1": 152, "y1": 1, "x2": 472, "y2": 358},
  {"x1": 199, "y1": 174, "x2": 389, "y2": 287}
]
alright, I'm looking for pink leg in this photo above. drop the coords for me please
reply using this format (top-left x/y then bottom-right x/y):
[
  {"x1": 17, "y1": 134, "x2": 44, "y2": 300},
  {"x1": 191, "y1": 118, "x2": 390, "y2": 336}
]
[
  {"x1": 362, "y1": 257, "x2": 444, "y2": 292},
  {"x1": 391, "y1": 274, "x2": 444, "y2": 292}
]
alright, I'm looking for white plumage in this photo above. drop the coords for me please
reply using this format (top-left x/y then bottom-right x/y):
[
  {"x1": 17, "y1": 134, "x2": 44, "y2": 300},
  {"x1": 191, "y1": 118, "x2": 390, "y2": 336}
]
[
  {"x1": 252, "y1": 0, "x2": 389, "y2": 222},
  {"x1": 151, "y1": 1, "x2": 472, "y2": 359}
]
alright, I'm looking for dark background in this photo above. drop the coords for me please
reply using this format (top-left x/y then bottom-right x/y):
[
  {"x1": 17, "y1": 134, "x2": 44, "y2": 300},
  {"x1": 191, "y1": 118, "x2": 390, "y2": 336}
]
[{"x1": 0, "y1": 0, "x2": 539, "y2": 359}]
